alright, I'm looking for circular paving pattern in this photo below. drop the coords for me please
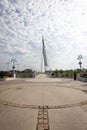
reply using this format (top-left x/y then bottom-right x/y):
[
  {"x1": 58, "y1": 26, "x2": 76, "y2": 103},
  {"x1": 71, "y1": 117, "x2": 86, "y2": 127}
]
[{"x1": 0, "y1": 85, "x2": 87, "y2": 109}]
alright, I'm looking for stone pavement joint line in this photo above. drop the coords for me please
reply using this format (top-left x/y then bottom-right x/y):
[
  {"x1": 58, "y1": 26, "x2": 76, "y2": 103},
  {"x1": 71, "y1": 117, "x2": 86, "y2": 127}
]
[
  {"x1": 0, "y1": 99, "x2": 39, "y2": 109},
  {"x1": 36, "y1": 106, "x2": 50, "y2": 130},
  {"x1": 0, "y1": 99, "x2": 87, "y2": 109}
]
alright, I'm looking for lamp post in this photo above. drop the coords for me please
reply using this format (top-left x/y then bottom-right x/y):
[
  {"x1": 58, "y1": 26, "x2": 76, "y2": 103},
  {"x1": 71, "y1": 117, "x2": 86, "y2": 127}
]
[{"x1": 11, "y1": 58, "x2": 17, "y2": 78}]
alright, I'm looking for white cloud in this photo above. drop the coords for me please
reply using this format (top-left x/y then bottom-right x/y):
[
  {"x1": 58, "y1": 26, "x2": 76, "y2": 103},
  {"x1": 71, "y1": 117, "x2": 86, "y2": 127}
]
[{"x1": 0, "y1": 0, "x2": 87, "y2": 71}]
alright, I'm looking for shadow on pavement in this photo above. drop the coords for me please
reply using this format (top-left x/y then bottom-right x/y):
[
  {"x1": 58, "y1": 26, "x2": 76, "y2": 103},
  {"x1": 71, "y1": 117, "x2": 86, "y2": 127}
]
[
  {"x1": 82, "y1": 84, "x2": 87, "y2": 87},
  {"x1": 82, "y1": 90, "x2": 87, "y2": 93}
]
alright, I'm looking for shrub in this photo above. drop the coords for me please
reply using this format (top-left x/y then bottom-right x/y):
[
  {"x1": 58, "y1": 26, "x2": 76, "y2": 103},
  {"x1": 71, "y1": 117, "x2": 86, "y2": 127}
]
[{"x1": 3, "y1": 76, "x2": 9, "y2": 78}]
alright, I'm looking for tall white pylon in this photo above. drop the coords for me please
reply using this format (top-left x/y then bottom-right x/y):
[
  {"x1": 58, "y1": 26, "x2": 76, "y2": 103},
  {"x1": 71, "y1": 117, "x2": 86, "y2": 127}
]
[{"x1": 41, "y1": 35, "x2": 48, "y2": 73}]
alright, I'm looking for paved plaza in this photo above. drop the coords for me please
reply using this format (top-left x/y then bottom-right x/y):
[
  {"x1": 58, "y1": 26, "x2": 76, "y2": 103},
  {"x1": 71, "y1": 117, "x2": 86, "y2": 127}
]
[{"x1": 0, "y1": 74, "x2": 87, "y2": 130}]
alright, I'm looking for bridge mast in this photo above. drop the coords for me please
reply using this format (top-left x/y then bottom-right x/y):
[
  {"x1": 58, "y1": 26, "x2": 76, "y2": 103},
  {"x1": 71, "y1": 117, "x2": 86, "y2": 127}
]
[{"x1": 41, "y1": 35, "x2": 48, "y2": 73}]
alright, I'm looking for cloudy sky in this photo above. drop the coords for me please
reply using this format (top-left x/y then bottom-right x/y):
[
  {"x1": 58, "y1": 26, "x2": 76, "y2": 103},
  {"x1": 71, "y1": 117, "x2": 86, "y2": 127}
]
[{"x1": 0, "y1": 0, "x2": 87, "y2": 71}]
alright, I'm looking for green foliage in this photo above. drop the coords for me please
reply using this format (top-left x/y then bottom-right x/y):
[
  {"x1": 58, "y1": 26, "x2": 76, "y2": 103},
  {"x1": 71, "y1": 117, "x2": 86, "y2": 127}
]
[
  {"x1": 3, "y1": 76, "x2": 9, "y2": 78},
  {"x1": 61, "y1": 73, "x2": 64, "y2": 77},
  {"x1": 74, "y1": 69, "x2": 81, "y2": 73},
  {"x1": 59, "y1": 70, "x2": 63, "y2": 73},
  {"x1": 53, "y1": 69, "x2": 74, "y2": 78},
  {"x1": 55, "y1": 69, "x2": 58, "y2": 73},
  {"x1": 54, "y1": 69, "x2": 59, "y2": 77},
  {"x1": 65, "y1": 72, "x2": 69, "y2": 77},
  {"x1": 0, "y1": 71, "x2": 12, "y2": 78}
]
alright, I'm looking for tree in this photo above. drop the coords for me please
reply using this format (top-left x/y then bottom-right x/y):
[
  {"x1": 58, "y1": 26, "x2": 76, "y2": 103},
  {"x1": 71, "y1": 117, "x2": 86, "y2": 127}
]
[
  {"x1": 54, "y1": 69, "x2": 59, "y2": 77},
  {"x1": 77, "y1": 55, "x2": 82, "y2": 70}
]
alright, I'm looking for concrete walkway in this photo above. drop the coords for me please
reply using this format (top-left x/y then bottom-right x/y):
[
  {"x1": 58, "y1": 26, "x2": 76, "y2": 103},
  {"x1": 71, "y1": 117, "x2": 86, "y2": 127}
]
[
  {"x1": 35, "y1": 74, "x2": 48, "y2": 78},
  {"x1": 0, "y1": 74, "x2": 87, "y2": 130}
]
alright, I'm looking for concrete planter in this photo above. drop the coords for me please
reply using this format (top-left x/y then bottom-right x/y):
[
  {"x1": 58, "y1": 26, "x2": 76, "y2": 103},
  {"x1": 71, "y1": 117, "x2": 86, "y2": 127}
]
[
  {"x1": 79, "y1": 77, "x2": 87, "y2": 82},
  {"x1": 77, "y1": 73, "x2": 87, "y2": 82},
  {"x1": 0, "y1": 78, "x2": 5, "y2": 81}
]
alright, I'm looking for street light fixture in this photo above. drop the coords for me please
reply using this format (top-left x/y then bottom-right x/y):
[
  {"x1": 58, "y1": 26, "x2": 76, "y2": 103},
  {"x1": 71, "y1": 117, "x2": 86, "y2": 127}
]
[{"x1": 11, "y1": 58, "x2": 17, "y2": 77}]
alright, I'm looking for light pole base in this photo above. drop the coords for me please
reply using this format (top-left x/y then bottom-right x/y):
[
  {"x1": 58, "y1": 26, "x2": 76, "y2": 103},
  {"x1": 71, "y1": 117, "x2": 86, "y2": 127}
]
[{"x1": 13, "y1": 74, "x2": 16, "y2": 78}]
